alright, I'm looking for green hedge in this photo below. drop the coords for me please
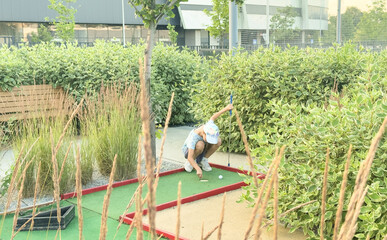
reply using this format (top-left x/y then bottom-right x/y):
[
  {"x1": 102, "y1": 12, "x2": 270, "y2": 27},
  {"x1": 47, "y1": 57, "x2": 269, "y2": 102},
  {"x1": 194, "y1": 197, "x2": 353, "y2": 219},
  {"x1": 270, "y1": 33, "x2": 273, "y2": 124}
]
[
  {"x1": 192, "y1": 44, "x2": 375, "y2": 153},
  {"x1": 0, "y1": 41, "x2": 205, "y2": 125},
  {"x1": 241, "y1": 65, "x2": 387, "y2": 239}
]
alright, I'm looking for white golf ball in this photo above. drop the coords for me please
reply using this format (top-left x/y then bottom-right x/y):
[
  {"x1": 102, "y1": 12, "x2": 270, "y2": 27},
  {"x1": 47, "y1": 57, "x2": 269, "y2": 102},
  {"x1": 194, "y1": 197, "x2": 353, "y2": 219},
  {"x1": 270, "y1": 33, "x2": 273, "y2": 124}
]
[{"x1": 218, "y1": 175, "x2": 223, "y2": 179}]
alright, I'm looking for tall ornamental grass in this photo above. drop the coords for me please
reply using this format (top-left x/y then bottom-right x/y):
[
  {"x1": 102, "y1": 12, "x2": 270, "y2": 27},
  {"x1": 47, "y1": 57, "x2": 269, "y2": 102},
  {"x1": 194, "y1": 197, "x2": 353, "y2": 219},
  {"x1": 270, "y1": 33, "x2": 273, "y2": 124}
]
[
  {"x1": 81, "y1": 83, "x2": 141, "y2": 180},
  {"x1": 12, "y1": 93, "x2": 78, "y2": 197}
]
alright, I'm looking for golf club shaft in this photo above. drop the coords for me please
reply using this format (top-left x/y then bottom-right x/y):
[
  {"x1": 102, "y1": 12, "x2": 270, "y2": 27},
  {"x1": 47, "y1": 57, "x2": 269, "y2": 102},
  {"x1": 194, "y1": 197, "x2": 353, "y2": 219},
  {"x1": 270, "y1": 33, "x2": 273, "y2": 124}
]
[{"x1": 228, "y1": 94, "x2": 233, "y2": 166}]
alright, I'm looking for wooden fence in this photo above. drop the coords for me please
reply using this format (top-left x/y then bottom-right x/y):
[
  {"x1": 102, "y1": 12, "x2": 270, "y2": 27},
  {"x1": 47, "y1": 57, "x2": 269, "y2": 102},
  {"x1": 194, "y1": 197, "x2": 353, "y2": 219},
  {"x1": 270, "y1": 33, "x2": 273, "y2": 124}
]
[{"x1": 0, "y1": 85, "x2": 70, "y2": 122}]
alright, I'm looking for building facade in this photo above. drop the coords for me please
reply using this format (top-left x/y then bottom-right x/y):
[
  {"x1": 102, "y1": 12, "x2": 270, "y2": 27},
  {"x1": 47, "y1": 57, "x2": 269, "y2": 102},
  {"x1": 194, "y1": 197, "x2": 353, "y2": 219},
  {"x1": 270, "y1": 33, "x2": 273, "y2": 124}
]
[
  {"x1": 0, "y1": 0, "x2": 328, "y2": 47},
  {"x1": 179, "y1": 0, "x2": 329, "y2": 46}
]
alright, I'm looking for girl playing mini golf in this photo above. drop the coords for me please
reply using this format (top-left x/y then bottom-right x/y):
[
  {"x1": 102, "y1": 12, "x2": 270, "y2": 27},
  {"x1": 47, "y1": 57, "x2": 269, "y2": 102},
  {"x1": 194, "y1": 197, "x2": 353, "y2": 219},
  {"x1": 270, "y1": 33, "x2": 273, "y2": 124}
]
[{"x1": 182, "y1": 104, "x2": 233, "y2": 179}]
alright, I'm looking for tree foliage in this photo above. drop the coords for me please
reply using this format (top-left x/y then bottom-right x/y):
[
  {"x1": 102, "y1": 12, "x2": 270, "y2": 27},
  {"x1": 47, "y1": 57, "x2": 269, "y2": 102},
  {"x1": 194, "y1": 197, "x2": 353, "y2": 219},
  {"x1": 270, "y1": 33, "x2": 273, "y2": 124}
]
[
  {"x1": 269, "y1": 6, "x2": 299, "y2": 43},
  {"x1": 204, "y1": 0, "x2": 229, "y2": 44},
  {"x1": 355, "y1": 0, "x2": 387, "y2": 41},
  {"x1": 45, "y1": 0, "x2": 77, "y2": 41},
  {"x1": 128, "y1": 0, "x2": 184, "y2": 27},
  {"x1": 30, "y1": 24, "x2": 53, "y2": 43},
  {"x1": 323, "y1": 7, "x2": 363, "y2": 43},
  {"x1": 167, "y1": 23, "x2": 178, "y2": 44},
  {"x1": 323, "y1": 0, "x2": 387, "y2": 43}
]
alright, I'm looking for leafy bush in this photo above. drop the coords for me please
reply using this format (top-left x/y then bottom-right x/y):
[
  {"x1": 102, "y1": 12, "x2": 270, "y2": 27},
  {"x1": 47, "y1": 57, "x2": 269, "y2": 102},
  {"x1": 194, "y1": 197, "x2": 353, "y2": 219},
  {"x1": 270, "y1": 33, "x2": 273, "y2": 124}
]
[
  {"x1": 192, "y1": 44, "x2": 371, "y2": 153},
  {"x1": 152, "y1": 44, "x2": 206, "y2": 124},
  {"x1": 240, "y1": 66, "x2": 387, "y2": 239},
  {"x1": 0, "y1": 41, "x2": 203, "y2": 125}
]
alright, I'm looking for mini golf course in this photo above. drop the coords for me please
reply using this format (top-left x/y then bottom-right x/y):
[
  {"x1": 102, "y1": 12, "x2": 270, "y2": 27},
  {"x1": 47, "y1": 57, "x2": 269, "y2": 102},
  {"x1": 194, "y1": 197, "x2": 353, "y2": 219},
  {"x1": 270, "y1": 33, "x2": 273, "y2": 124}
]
[{"x1": 0, "y1": 163, "x2": 263, "y2": 240}]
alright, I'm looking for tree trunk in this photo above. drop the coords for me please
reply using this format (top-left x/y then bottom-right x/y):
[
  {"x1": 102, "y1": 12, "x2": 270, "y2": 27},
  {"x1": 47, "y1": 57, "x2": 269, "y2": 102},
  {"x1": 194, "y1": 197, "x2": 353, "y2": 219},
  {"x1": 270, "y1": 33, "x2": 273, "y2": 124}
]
[
  {"x1": 144, "y1": 21, "x2": 157, "y2": 240},
  {"x1": 144, "y1": 22, "x2": 157, "y2": 162}
]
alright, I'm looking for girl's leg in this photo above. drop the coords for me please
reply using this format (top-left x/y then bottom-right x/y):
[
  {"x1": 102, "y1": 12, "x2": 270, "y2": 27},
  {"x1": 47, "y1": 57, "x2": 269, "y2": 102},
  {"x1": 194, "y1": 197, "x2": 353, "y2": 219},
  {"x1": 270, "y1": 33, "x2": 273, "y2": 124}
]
[{"x1": 204, "y1": 137, "x2": 222, "y2": 158}]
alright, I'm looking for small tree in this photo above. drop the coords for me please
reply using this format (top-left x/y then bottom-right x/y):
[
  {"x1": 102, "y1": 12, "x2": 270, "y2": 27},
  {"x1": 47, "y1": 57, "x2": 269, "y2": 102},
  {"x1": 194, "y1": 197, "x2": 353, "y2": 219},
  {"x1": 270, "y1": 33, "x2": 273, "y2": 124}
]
[
  {"x1": 45, "y1": 0, "x2": 77, "y2": 41},
  {"x1": 127, "y1": 0, "x2": 186, "y2": 238},
  {"x1": 203, "y1": 0, "x2": 244, "y2": 47},
  {"x1": 204, "y1": 0, "x2": 229, "y2": 47},
  {"x1": 167, "y1": 23, "x2": 178, "y2": 44},
  {"x1": 30, "y1": 24, "x2": 53, "y2": 43},
  {"x1": 270, "y1": 6, "x2": 299, "y2": 44}
]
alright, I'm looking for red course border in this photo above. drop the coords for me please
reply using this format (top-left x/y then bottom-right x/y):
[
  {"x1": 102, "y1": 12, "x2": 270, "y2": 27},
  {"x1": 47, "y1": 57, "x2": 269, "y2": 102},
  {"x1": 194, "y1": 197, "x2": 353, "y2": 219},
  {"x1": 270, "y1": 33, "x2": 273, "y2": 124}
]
[
  {"x1": 119, "y1": 163, "x2": 265, "y2": 240},
  {"x1": 61, "y1": 168, "x2": 185, "y2": 200},
  {"x1": 61, "y1": 163, "x2": 264, "y2": 240}
]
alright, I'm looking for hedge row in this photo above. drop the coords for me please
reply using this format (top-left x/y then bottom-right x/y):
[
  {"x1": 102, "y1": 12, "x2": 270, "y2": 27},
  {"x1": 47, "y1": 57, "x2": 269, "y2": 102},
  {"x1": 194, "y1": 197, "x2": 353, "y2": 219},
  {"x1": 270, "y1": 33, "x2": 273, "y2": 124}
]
[
  {"x1": 0, "y1": 41, "x2": 205, "y2": 125},
  {"x1": 242, "y1": 64, "x2": 387, "y2": 239},
  {"x1": 191, "y1": 45, "x2": 386, "y2": 152}
]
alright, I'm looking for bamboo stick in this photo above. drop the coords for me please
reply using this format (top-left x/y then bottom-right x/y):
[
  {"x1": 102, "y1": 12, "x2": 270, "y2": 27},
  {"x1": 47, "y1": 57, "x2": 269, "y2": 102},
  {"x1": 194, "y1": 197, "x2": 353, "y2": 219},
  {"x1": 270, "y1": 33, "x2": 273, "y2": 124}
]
[
  {"x1": 137, "y1": 91, "x2": 175, "y2": 219},
  {"x1": 11, "y1": 159, "x2": 33, "y2": 239},
  {"x1": 12, "y1": 211, "x2": 38, "y2": 238},
  {"x1": 136, "y1": 135, "x2": 144, "y2": 240},
  {"x1": 30, "y1": 161, "x2": 41, "y2": 231},
  {"x1": 273, "y1": 169, "x2": 278, "y2": 240},
  {"x1": 114, "y1": 136, "x2": 146, "y2": 239},
  {"x1": 338, "y1": 116, "x2": 387, "y2": 240},
  {"x1": 234, "y1": 108, "x2": 259, "y2": 189},
  {"x1": 58, "y1": 141, "x2": 73, "y2": 183},
  {"x1": 254, "y1": 146, "x2": 285, "y2": 240},
  {"x1": 99, "y1": 154, "x2": 117, "y2": 240},
  {"x1": 49, "y1": 128, "x2": 62, "y2": 234},
  {"x1": 201, "y1": 222, "x2": 204, "y2": 240},
  {"x1": 175, "y1": 181, "x2": 182, "y2": 240},
  {"x1": 203, "y1": 225, "x2": 219, "y2": 240},
  {"x1": 320, "y1": 148, "x2": 330, "y2": 240},
  {"x1": 114, "y1": 179, "x2": 146, "y2": 240},
  {"x1": 217, "y1": 193, "x2": 227, "y2": 240},
  {"x1": 154, "y1": 92, "x2": 175, "y2": 190},
  {"x1": 332, "y1": 145, "x2": 352, "y2": 240},
  {"x1": 262, "y1": 200, "x2": 317, "y2": 228},
  {"x1": 346, "y1": 186, "x2": 369, "y2": 240},
  {"x1": 125, "y1": 220, "x2": 136, "y2": 240},
  {"x1": 244, "y1": 149, "x2": 278, "y2": 240},
  {"x1": 76, "y1": 145, "x2": 83, "y2": 240}
]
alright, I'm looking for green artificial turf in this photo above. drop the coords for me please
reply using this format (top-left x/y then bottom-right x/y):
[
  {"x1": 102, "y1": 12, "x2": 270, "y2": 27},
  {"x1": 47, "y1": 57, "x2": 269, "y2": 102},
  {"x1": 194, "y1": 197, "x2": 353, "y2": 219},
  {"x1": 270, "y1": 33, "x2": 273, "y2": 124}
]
[
  {"x1": 0, "y1": 167, "x2": 244, "y2": 240},
  {"x1": 0, "y1": 201, "x2": 153, "y2": 240},
  {"x1": 66, "y1": 168, "x2": 243, "y2": 219}
]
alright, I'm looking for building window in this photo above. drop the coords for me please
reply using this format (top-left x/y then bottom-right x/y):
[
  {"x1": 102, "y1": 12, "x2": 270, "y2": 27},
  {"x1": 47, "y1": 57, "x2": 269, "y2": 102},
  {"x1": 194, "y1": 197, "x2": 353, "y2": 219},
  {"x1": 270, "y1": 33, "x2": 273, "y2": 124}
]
[
  {"x1": 22, "y1": 23, "x2": 39, "y2": 41},
  {"x1": 87, "y1": 24, "x2": 109, "y2": 42},
  {"x1": 157, "y1": 29, "x2": 170, "y2": 43},
  {"x1": 74, "y1": 24, "x2": 88, "y2": 42},
  {"x1": 200, "y1": 30, "x2": 209, "y2": 46},
  {"x1": 308, "y1": 6, "x2": 328, "y2": 20},
  {"x1": 108, "y1": 25, "x2": 122, "y2": 42},
  {"x1": 0, "y1": 22, "x2": 23, "y2": 42}
]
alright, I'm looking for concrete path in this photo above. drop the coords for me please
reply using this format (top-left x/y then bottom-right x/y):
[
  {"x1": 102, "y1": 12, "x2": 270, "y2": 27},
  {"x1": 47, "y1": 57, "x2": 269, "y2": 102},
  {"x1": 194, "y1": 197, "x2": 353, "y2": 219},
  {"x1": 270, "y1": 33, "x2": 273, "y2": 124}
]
[{"x1": 0, "y1": 148, "x2": 14, "y2": 180}]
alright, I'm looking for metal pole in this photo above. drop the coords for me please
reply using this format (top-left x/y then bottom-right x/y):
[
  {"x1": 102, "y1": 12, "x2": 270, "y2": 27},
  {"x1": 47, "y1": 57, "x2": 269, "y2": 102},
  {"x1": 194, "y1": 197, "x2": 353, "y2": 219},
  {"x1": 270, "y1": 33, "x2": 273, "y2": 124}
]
[
  {"x1": 336, "y1": 0, "x2": 341, "y2": 44},
  {"x1": 266, "y1": 0, "x2": 270, "y2": 46},
  {"x1": 121, "y1": 0, "x2": 126, "y2": 47},
  {"x1": 229, "y1": 0, "x2": 238, "y2": 55},
  {"x1": 319, "y1": 0, "x2": 322, "y2": 39}
]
